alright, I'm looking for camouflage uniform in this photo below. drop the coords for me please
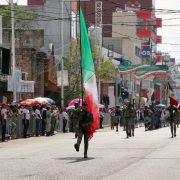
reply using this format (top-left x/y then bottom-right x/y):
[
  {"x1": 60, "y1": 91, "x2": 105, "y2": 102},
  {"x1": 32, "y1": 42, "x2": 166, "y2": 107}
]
[
  {"x1": 167, "y1": 105, "x2": 178, "y2": 138},
  {"x1": 129, "y1": 108, "x2": 136, "y2": 136},
  {"x1": 124, "y1": 104, "x2": 134, "y2": 138},
  {"x1": 114, "y1": 106, "x2": 121, "y2": 132},
  {"x1": 74, "y1": 104, "x2": 94, "y2": 158}
]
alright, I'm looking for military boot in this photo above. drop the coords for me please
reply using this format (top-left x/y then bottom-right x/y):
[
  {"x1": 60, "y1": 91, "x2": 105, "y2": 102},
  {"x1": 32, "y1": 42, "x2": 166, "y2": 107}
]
[
  {"x1": 74, "y1": 144, "x2": 79, "y2": 152},
  {"x1": 84, "y1": 153, "x2": 88, "y2": 158}
]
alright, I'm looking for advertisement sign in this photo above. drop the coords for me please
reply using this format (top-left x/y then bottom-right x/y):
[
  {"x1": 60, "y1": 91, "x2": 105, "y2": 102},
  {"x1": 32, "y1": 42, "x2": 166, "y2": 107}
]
[
  {"x1": 8, "y1": 69, "x2": 34, "y2": 93},
  {"x1": 141, "y1": 47, "x2": 151, "y2": 57}
]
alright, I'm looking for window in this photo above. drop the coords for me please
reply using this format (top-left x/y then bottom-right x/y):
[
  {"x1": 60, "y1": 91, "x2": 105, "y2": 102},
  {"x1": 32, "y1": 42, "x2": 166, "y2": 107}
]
[
  {"x1": 135, "y1": 46, "x2": 141, "y2": 58},
  {"x1": 22, "y1": 72, "x2": 28, "y2": 81},
  {"x1": 108, "y1": 44, "x2": 114, "y2": 57},
  {"x1": 136, "y1": 20, "x2": 144, "y2": 29}
]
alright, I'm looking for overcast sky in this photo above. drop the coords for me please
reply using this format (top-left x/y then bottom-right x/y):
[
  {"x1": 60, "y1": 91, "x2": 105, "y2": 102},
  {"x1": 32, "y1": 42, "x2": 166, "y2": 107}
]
[
  {"x1": 0, "y1": 0, "x2": 180, "y2": 61},
  {"x1": 156, "y1": 0, "x2": 180, "y2": 62}
]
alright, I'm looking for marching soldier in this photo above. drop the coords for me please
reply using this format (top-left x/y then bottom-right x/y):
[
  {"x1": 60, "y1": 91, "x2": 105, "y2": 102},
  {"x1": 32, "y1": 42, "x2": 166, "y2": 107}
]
[
  {"x1": 124, "y1": 102, "x2": 134, "y2": 138},
  {"x1": 74, "y1": 101, "x2": 94, "y2": 158},
  {"x1": 167, "y1": 104, "x2": 178, "y2": 138},
  {"x1": 114, "y1": 105, "x2": 121, "y2": 132},
  {"x1": 129, "y1": 106, "x2": 136, "y2": 137}
]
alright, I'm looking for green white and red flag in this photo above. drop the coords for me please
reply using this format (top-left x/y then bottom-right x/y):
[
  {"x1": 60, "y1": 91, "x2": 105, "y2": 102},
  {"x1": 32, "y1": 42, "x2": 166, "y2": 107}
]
[{"x1": 80, "y1": 8, "x2": 99, "y2": 139}]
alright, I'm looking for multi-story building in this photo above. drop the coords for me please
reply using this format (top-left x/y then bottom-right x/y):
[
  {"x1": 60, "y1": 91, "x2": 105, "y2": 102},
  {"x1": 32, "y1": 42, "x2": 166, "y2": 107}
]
[
  {"x1": 81, "y1": 0, "x2": 155, "y2": 37},
  {"x1": 27, "y1": 0, "x2": 71, "y2": 58},
  {"x1": 86, "y1": 1, "x2": 162, "y2": 105}
]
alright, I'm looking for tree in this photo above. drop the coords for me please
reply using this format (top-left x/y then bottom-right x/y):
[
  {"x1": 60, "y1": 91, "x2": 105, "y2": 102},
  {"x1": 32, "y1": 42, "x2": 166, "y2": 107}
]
[
  {"x1": 63, "y1": 40, "x2": 116, "y2": 104},
  {"x1": 95, "y1": 59, "x2": 116, "y2": 80},
  {"x1": 63, "y1": 40, "x2": 82, "y2": 105},
  {"x1": 0, "y1": 4, "x2": 37, "y2": 29}
]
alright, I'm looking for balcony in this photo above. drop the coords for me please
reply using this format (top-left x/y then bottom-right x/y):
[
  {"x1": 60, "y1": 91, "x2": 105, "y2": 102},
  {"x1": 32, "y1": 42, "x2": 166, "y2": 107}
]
[
  {"x1": 155, "y1": 18, "x2": 162, "y2": 28},
  {"x1": 136, "y1": 29, "x2": 162, "y2": 44},
  {"x1": 136, "y1": 10, "x2": 154, "y2": 20},
  {"x1": 156, "y1": 36, "x2": 162, "y2": 44}
]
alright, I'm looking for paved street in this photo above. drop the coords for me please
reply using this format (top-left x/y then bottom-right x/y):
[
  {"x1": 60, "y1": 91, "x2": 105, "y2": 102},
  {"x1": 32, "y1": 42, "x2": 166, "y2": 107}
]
[{"x1": 0, "y1": 126, "x2": 180, "y2": 180}]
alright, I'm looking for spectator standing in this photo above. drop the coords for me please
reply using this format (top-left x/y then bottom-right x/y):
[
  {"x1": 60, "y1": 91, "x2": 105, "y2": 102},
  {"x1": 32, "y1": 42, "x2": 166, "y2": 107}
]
[
  {"x1": 50, "y1": 106, "x2": 58, "y2": 135},
  {"x1": 62, "y1": 108, "x2": 69, "y2": 133},
  {"x1": 109, "y1": 108, "x2": 115, "y2": 130},
  {"x1": 99, "y1": 108, "x2": 104, "y2": 129},
  {"x1": 46, "y1": 106, "x2": 52, "y2": 136},
  {"x1": 41, "y1": 104, "x2": 47, "y2": 136},
  {"x1": 35, "y1": 105, "x2": 42, "y2": 136},
  {"x1": 1, "y1": 103, "x2": 8, "y2": 142},
  {"x1": 23, "y1": 105, "x2": 30, "y2": 138}
]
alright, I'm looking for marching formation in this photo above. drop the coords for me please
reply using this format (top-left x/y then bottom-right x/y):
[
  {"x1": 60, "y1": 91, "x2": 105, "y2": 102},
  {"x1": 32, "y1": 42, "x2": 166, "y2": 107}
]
[
  {"x1": 0, "y1": 99, "x2": 180, "y2": 158},
  {"x1": 109, "y1": 101, "x2": 180, "y2": 138}
]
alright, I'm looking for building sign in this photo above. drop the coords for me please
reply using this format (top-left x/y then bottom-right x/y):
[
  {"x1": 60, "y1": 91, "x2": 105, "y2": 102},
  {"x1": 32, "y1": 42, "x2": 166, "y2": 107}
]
[
  {"x1": 57, "y1": 70, "x2": 69, "y2": 86},
  {"x1": 8, "y1": 69, "x2": 34, "y2": 93},
  {"x1": 141, "y1": 47, "x2": 151, "y2": 57},
  {"x1": 8, "y1": 76, "x2": 34, "y2": 93}
]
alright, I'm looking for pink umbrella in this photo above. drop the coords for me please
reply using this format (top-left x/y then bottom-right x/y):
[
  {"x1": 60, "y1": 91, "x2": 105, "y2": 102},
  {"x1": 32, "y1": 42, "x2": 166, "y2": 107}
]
[
  {"x1": 68, "y1": 98, "x2": 82, "y2": 107},
  {"x1": 20, "y1": 99, "x2": 35, "y2": 106}
]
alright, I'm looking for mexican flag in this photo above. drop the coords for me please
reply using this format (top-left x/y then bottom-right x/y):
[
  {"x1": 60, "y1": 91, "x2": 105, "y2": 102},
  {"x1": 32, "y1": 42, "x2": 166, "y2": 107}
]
[{"x1": 80, "y1": 8, "x2": 99, "y2": 139}]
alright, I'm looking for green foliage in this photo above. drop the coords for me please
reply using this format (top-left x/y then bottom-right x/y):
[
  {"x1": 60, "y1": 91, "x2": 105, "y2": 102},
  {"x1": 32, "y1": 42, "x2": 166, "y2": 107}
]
[
  {"x1": 0, "y1": 5, "x2": 37, "y2": 29},
  {"x1": 63, "y1": 40, "x2": 116, "y2": 104},
  {"x1": 96, "y1": 59, "x2": 116, "y2": 80},
  {"x1": 64, "y1": 41, "x2": 82, "y2": 104}
]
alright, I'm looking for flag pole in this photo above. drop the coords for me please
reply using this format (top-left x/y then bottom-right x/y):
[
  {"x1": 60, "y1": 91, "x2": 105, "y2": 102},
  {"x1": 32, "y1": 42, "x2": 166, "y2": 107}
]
[{"x1": 78, "y1": 0, "x2": 84, "y2": 102}]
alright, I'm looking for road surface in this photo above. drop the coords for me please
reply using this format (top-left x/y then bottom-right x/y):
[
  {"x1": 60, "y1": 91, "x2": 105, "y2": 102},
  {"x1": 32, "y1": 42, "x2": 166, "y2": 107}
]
[{"x1": 0, "y1": 127, "x2": 180, "y2": 180}]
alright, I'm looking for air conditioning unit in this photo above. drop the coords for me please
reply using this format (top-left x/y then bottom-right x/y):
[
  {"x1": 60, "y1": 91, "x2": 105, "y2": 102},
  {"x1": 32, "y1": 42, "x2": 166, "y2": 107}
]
[{"x1": 22, "y1": 72, "x2": 28, "y2": 81}]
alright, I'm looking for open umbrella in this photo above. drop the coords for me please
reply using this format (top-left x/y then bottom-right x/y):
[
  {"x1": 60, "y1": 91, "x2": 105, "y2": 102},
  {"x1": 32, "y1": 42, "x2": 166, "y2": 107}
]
[
  {"x1": 156, "y1": 104, "x2": 166, "y2": 108},
  {"x1": 68, "y1": 98, "x2": 82, "y2": 107},
  {"x1": 34, "y1": 97, "x2": 55, "y2": 105},
  {"x1": 20, "y1": 99, "x2": 35, "y2": 106}
]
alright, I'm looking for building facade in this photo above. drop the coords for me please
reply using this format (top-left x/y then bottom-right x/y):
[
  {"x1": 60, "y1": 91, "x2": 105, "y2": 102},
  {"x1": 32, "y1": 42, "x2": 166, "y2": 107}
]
[{"x1": 81, "y1": 0, "x2": 155, "y2": 37}]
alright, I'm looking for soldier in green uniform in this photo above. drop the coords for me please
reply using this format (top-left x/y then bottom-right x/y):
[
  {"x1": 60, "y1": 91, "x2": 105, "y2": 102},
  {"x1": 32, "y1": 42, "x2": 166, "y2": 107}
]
[
  {"x1": 129, "y1": 106, "x2": 136, "y2": 137},
  {"x1": 114, "y1": 105, "x2": 121, "y2": 132},
  {"x1": 124, "y1": 102, "x2": 134, "y2": 138},
  {"x1": 72, "y1": 102, "x2": 81, "y2": 138},
  {"x1": 167, "y1": 104, "x2": 178, "y2": 138},
  {"x1": 74, "y1": 101, "x2": 94, "y2": 158}
]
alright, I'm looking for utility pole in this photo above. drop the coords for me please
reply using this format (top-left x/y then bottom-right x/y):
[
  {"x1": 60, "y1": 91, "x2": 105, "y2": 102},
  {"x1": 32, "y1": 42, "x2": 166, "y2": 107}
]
[
  {"x1": 95, "y1": 1, "x2": 102, "y2": 104},
  {"x1": 61, "y1": 0, "x2": 64, "y2": 107},
  {"x1": 11, "y1": 0, "x2": 16, "y2": 102}
]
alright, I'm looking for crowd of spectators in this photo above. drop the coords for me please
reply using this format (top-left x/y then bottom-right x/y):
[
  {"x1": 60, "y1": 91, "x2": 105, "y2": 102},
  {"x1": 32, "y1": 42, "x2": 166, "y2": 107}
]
[{"x1": 0, "y1": 102, "x2": 71, "y2": 142}]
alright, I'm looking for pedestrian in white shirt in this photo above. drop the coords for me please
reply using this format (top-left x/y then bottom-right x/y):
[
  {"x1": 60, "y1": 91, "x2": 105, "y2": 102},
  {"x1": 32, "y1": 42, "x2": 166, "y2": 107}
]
[
  {"x1": 23, "y1": 105, "x2": 30, "y2": 138},
  {"x1": 62, "y1": 108, "x2": 69, "y2": 133}
]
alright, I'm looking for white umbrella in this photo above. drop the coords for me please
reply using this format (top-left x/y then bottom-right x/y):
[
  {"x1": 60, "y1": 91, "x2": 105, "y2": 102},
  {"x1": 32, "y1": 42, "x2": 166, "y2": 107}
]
[
  {"x1": 34, "y1": 97, "x2": 55, "y2": 104},
  {"x1": 156, "y1": 104, "x2": 166, "y2": 107}
]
